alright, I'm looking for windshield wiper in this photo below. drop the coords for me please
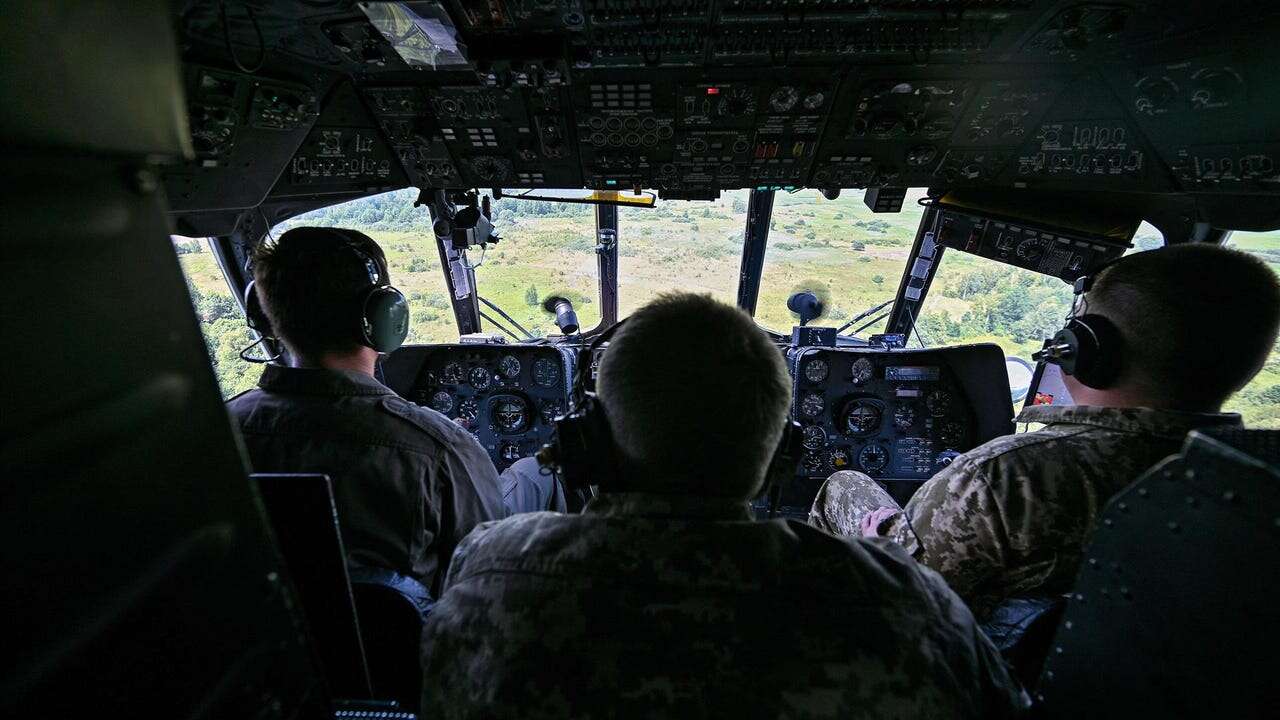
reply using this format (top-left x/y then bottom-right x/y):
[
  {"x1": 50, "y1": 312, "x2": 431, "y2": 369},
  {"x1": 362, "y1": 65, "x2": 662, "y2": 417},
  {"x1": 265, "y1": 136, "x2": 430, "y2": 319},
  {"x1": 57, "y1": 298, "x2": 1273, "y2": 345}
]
[
  {"x1": 836, "y1": 298, "x2": 894, "y2": 337},
  {"x1": 478, "y1": 295, "x2": 536, "y2": 341}
]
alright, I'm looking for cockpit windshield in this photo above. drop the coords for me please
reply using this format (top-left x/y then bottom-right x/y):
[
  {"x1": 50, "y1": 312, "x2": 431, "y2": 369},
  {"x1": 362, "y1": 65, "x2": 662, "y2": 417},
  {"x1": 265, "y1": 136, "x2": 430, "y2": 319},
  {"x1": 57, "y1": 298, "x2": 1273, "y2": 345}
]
[
  {"x1": 616, "y1": 191, "x2": 747, "y2": 318},
  {"x1": 756, "y1": 189, "x2": 928, "y2": 335}
]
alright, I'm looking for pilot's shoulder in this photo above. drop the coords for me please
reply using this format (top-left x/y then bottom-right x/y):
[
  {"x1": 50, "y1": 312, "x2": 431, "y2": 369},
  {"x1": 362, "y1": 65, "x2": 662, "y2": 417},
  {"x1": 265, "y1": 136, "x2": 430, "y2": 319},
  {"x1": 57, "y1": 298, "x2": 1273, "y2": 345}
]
[
  {"x1": 376, "y1": 395, "x2": 477, "y2": 450},
  {"x1": 950, "y1": 423, "x2": 1098, "y2": 475}
]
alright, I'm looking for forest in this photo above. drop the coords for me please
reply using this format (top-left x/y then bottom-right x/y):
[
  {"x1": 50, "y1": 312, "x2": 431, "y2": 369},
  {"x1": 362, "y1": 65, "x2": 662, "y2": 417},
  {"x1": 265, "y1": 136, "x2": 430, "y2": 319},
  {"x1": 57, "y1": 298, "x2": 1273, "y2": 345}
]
[{"x1": 177, "y1": 189, "x2": 1280, "y2": 427}]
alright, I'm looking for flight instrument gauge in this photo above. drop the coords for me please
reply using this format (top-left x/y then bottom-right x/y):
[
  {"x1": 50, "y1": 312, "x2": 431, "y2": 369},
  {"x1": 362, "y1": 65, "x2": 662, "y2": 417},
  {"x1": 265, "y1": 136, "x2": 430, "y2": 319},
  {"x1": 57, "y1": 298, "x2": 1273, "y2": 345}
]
[
  {"x1": 828, "y1": 448, "x2": 852, "y2": 472},
  {"x1": 442, "y1": 361, "x2": 464, "y2": 384},
  {"x1": 926, "y1": 390, "x2": 953, "y2": 416},
  {"x1": 940, "y1": 420, "x2": 966, "y2": 447},
  {"x1": 802, "y1": 425, "x2": 827, "y2": 451},
  {"x1": 429, "y1": 390, "x2": 453, "y2": 414},
  {"x1": 934, "y1": 450, "x2": 961, "y2": 469},
  {"x1": 858, "y1": 444, "x2": 890, "y2": 474},
  {"x1": 532, "y1": 358, "x2": 560, "y2": 388},
  {"x1": 457, "y1": 399, "x2": 479, "y2": 422},
  {"x1": 718, "y1": 86, "x2": 757, "y2": 116},
  {"x1": 541, "y1": 401, "x2": 566, "y2": 424},
  {"x1": 803, "y1": 91, "x2": 826, "y2": 110},
  {"x1": 893, "y1": 404, "x2": 916, "y2": 429},
  {"x1": 770, "y1": 86, "x2": 800, "y2": 112},
  {"x1": 800, "y1": 392, "x2": 825, "y2": 418},
  {"x1": 491, "y1": 396, "x2": 532, "y2": 434},
  {"x1": 850, "y1": 358, "x2": 874, "y2": 385},
  {"x1": 842, "y1": 399, "x2": 883, "y2": 436},
  {"x1": 802, "y1": 453, "x2": 824, "y2": 473},
  {"x1": 498, "y1": 355, "x2": 522, "y2": 379},
  {"x1": 803, "y1": 358, "x2": 829, "y2": 383},
  {"x1": 469, "y1": 366, "x2": 492, "y2": 390}
]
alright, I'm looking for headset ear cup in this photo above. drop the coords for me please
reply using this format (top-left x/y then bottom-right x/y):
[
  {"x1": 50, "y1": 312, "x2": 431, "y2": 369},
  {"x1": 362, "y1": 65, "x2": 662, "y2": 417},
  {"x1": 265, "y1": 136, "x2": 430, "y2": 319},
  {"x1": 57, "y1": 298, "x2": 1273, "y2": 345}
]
[
  {"x1": 1071, "y1": 314, "x2": 1123, "y2": 389},
  {"x1": 361, "y1": 286, "x2": 410, "y2": 353},
  {"x1": 243, "y1": 280, "x2": 273, "y2": 335},
  {"x1": 547, "y1": 394, "x2": 617, "y2": 491}
]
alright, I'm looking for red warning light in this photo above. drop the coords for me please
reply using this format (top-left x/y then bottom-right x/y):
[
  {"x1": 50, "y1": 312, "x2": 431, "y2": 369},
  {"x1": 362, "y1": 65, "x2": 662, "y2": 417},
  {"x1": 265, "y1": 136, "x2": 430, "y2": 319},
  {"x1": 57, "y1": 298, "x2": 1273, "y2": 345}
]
[{"x1": 706, "y1": 87, "x2": 720, "y2": 95}]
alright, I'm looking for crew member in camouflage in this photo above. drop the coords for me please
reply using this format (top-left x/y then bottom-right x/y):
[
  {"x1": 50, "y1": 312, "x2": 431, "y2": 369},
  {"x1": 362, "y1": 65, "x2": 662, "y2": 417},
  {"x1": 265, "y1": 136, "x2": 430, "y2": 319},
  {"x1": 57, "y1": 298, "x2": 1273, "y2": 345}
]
[
  {"x1": 810, "y1": 244, "x2": 1279, "y2": 620},
  {"x1": 421, "y1": 293, "x2": 1028, "y2": 719}
]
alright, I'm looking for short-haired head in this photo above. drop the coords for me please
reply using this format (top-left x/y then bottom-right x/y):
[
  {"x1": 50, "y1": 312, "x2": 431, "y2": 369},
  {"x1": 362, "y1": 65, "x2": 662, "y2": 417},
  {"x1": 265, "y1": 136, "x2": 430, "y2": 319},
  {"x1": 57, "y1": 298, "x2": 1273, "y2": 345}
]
[
  {"x1": 596, "y1": 293, "x2": 792, "y2": 499},
  {"x1": 252, "y1": 226, "x2": 389, "y2": 362},
  {"x1": 1085, "y1": 243, "x2": 1279, "y2": 410}
]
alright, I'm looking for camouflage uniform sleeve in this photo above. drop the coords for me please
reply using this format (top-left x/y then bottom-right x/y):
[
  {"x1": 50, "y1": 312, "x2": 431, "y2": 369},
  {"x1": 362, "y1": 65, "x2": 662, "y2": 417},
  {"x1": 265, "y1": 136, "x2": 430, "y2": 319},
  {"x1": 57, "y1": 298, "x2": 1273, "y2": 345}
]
[{"x1": 905, "y1": 457, "x2": 1011, "y2": 603}]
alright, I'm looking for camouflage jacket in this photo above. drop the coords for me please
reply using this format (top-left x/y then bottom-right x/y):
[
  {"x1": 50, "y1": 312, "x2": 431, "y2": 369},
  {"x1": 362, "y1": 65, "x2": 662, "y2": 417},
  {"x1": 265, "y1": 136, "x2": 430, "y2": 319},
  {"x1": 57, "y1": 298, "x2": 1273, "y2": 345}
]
[
  {"x1": 420, "y1": 492, "x2": 1028, "y2": 719},
  {"x1": 817, "y1": 405, "x2": 1241, "y2": 620}
]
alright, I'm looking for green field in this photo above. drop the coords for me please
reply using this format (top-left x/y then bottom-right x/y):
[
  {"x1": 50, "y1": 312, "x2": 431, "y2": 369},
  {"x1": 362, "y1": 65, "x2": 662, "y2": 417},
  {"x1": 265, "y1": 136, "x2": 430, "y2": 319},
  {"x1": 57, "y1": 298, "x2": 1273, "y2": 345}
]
[{"x1": 177, "y1": 189, "x2": 1280, "y2": 427}]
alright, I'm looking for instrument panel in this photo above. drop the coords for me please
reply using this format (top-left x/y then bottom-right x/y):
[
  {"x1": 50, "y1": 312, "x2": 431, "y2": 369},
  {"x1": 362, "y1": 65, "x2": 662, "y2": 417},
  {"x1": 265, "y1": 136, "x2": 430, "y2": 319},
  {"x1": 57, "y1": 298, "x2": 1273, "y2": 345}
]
[
  {"x1": 401, "y1": 345, "x2": 576, "y2": 472},
  {"x1": 770, "y1": 344, "x2": 1014, "y2": 518}
]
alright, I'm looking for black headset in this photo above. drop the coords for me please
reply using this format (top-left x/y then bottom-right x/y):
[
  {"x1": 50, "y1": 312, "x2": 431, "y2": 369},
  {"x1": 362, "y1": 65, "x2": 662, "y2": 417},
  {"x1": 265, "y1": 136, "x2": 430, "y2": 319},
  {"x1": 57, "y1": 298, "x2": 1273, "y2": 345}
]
[
  {"x1": 537, "y1": 320, "x2": 804, "y2": 504},
  {"x1": 243, "y1": 228, "x2": 410, "y2": 355},
  {"x1": 1032, "y1": 270, "x2": 1124, "y2": 389}
]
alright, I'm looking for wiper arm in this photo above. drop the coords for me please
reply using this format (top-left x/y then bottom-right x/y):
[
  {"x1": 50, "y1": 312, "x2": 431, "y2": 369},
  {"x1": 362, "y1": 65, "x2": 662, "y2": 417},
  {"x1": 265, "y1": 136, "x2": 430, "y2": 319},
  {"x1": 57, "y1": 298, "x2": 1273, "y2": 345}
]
[
  {"x1": 478, "y1": 295, "x2": 536, "y2": 341},
  {"x1": 836, "y1": 298, "x2": 894, "y2": 336}
]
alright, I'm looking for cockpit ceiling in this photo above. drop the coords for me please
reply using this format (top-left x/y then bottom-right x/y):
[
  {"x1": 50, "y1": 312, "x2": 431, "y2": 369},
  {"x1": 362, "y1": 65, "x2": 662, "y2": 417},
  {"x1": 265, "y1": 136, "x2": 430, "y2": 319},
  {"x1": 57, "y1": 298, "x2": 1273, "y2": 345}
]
[{"x1": 165, "y1": 1, "x2": 1280, "y2": 215}]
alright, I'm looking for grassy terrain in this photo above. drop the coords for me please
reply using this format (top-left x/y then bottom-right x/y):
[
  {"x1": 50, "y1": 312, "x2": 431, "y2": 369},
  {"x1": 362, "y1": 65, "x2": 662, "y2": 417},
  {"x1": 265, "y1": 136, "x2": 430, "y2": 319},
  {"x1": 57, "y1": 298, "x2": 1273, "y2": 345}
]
[{"x1": 177, "y1": 192, "x2": 1280, "y2": 427}]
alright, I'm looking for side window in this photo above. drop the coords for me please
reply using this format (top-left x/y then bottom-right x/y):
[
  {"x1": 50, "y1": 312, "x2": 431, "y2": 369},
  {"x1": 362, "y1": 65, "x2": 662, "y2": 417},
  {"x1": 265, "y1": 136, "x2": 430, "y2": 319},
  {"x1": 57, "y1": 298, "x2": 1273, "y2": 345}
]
[
  {"x1": 1226, "y1": 231, "x2": 1280, "y2": 428},
  {"x1": 173, "y1": 236, "x2": 258, "y2": 398},
  {"x1": 917, "y1": 219, "x2": 1164, "y2": 362},
  {"x1": 1125, "y1": 221, "x2": 1164, "y2": 256}
]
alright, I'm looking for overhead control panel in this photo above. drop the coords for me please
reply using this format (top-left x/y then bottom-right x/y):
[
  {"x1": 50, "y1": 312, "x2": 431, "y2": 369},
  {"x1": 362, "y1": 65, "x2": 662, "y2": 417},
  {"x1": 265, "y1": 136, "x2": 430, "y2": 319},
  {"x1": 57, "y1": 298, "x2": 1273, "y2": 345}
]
[
  {"x1": 396, "y1": 345, "x2": 576, "y2": 472},
  {"x1": 932, "y1": 201, "x2": 1133, "y2": 282},
  {"x1": 160, "y1": 1, "x2": 1280, "y2": 222},
  {"x1": 769, "y1": 344, "x2": 1013, "y2": 519}
]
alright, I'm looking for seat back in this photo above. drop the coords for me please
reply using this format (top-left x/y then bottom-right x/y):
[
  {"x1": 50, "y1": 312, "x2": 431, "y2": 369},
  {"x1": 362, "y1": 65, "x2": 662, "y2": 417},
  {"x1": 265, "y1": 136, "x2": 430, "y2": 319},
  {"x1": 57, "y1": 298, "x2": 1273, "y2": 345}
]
[
  {"x1": 253, "y1": 474, "x2": 375, "y2": 700},
  {"x1": 980, "y1": 596, "x2": 1067, "y2": 688},
  {"x1": 350, "y1": 568, "x2": 434, "y2": 709},
  {"x1": 1036, "y1": 428, "x2": 1280, "y2": 718},
  {"x1": 0, "y1": 3, "x2": 323, "y2": 715}
]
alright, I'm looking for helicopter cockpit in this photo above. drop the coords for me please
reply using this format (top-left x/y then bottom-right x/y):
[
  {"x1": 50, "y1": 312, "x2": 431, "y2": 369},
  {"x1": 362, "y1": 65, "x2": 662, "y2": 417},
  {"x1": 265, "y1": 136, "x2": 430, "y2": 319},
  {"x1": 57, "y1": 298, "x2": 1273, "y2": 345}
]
[{"x1": 4, "y1": 1, "x2": 1279, "y2": 718}]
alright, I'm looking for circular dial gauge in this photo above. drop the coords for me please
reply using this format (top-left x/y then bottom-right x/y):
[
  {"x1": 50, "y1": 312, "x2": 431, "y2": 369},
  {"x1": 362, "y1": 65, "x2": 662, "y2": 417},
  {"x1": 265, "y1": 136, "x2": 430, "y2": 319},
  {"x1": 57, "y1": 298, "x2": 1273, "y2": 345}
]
[
  {"x1": 491, "y1": 396, "x2": 532, "y2": 434},
  {"x1": 850, "y1": 358, "x2": 875, "y2": 385},
  {"x1": 803, "y1": 358, "x2": 829, "y2": 384},
  {"x1": 532, "y1": 358, "x2": 561, "y2": 388},
  {"x1": 541, "y1": 401, "x2": 566, "y2": 424},
  {"x1": 469, "y1": 366, "x2": 492, "y2": 390},
  {"x1": 842, "y1": 400, "x2": 883, "y2": 436},
  {"x1": 802, "y1": 453, "x2": 825, "y2": 474},
  {"x1": 893, "y1": 404, "x2": 916, "y2": 429},
  {"x1": 442, "y1": 361, "x2": 464, "y2": 384},
  {"x1": 498, "y1": 355, "x2": 522, "y2": 379},
  {"x1": 800, "y1": 392, "x2": 825, "y2": 418},
  {"x1": 939, "y1": 420, "x2": 966, "y2": 448},
  {"x1": 457, "y1": 399, "x2": 479, "y2": 422},
  {"x1": 801, "y1": 425, "x2": 827, "y2": 451},
  {"x1": 717, "y1": 86, "x2": 757, "y2": 116},
  {"x1": 828, "y1": 448, "x2": 852, "y2": 472},
  {"x1": 934, "y1": 450, "x2": 961, "y2": 469},
  {"x1": 803, "y1": 91, "x2": 826, "y2": 110},
  {"x1": 926, "y1": 390, "x2": 953, "y2": 416},
  {"x1": 769, "y1": 86, "x2": 800, "y2": 112},
  {"x1": 429, "y1": 390, "x2": 453, "y2": 414},
  {"x1": 858, "y1": 444, "x2": 890, "y2": 474}
]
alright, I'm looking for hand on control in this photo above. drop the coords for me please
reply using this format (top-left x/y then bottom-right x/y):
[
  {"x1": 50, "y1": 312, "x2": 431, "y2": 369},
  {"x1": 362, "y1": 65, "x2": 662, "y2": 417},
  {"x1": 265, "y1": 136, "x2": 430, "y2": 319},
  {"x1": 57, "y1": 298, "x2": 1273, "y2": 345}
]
[{"x1": 860, "y1": 507, "x2": 899, "y2": 538}]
